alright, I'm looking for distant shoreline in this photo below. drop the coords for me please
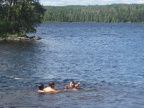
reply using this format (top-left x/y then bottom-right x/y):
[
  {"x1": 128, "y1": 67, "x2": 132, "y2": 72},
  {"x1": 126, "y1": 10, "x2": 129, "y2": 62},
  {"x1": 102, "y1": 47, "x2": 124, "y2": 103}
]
[
  {"x1": 43, "y1": 4, "x2": 144, "y2": 23},
  {"x1": 42, "y1": 21, "x2": 144, "y2": 23}
]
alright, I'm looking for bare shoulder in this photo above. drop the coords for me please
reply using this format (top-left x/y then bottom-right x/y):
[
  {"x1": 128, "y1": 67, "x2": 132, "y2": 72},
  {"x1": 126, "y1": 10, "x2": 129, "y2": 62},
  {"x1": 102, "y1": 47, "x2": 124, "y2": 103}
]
[
  {"x1": 43, "y1": 87, "x2": 49, "y2": 91},
  {"x1": 44, "y1": 87, "x2": 60, "y2": 93}
]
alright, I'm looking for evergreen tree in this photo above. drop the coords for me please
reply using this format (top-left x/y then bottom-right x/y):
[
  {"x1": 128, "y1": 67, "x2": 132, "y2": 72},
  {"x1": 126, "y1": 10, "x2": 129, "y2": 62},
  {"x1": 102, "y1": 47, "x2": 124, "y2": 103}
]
[
  {"x1": 43, "y1": 4, "x2": 144, "y2": 23},
  {"x1": 0, "y1": 0, "x2": 46, "y2": 37}
]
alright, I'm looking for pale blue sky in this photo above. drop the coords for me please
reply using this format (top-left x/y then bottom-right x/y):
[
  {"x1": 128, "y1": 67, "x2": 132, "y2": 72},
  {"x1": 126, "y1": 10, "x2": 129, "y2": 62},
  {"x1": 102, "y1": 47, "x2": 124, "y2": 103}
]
[{"x1": 40, "y1": 0, "x2": 144, "y2": 6}]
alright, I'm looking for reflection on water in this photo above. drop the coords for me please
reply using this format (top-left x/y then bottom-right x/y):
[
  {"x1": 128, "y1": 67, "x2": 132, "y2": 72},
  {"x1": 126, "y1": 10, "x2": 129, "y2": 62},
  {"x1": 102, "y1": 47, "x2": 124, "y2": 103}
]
[{"x1": 0, "y1": 23, "x2": 144, "y2": 107}]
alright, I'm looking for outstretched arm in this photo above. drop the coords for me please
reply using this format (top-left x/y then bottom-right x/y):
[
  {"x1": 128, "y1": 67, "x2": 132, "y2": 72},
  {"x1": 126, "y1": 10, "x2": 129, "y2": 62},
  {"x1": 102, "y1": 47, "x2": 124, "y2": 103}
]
[
  {"x1": 43, "y1": 87, "x2": 60, "y2": 93},
  {"x1": 75, "y1": 82, "x2": 80, "y2": 88},
  {"x1": 52, "y1": 90, "x2": 60, "y2": 93}
]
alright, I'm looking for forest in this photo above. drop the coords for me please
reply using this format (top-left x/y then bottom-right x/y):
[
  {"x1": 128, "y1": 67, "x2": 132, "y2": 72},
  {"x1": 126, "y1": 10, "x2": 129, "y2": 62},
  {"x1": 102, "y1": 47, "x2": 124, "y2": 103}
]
[
  {"x1": 43, "y1": 4, "x2": 144, "y2": 23},
  {"x1": 0, "y1": 0, "x2": 45, "y2": 37}
]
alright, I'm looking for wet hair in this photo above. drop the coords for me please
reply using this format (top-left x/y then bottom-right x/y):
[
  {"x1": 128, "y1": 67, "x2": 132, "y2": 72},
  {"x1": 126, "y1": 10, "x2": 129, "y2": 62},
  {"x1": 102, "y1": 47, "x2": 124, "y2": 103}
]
[
  {"x1": 49, "y1": 81, "x2": 55, "y2": 87},
  {"x1": 37, "y1": 83, "x2": 44, "y2": 90},
  {"x1": 70, "y1": 81, "x2": 75, "y2": 85}
]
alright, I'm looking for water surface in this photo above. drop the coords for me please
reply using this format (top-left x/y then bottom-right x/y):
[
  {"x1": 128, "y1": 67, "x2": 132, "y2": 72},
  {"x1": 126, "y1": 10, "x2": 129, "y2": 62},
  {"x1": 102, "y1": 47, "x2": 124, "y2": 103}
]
[{"x1": 0, "y1": 23, "x2": 144, "y2": 108}]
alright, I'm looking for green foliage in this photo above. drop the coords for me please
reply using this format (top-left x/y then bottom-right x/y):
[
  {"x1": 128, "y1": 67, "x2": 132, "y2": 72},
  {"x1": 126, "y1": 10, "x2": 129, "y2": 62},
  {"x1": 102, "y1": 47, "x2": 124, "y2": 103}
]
[
  {"x1": 0, "y1": 0, "x2": 46, "y2": 38},
  {"x1": 43, "y1": 4, "x2": 144, "y2": 23}
]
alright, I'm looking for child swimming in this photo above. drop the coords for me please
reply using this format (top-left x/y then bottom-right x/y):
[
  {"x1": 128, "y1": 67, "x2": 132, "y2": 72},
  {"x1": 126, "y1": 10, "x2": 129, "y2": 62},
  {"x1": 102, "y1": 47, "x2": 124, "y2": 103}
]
[
  {"x1": 37, "y1": 83, "x2": 45, "y2": 93},
  {"x1": 65, "y1": 81, "x2": 80, "y2": 89}
]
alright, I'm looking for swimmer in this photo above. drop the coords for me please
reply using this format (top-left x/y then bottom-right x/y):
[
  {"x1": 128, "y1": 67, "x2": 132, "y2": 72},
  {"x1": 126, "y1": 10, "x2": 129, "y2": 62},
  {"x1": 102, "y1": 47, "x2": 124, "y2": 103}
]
[
  {"x1": 43, "y1": 81, "x2": 60, "y2": 93},
  {"x1": 37, "y1": 83, "x2": 45, "y2": 93},
  {"x1": 65, "y1": 81, "x2": 80, "y2": 89}
]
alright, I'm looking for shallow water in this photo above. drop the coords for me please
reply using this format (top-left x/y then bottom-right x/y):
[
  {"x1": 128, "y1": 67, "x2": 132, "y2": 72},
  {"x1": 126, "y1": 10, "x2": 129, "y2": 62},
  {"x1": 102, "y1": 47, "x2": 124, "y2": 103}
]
[{"x1": 0, "y1": 22, "x2": 144, "y2": 108}]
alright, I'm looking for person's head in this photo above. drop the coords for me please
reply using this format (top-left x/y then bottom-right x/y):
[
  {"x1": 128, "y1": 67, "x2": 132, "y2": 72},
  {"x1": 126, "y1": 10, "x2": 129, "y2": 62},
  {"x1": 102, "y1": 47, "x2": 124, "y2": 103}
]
[
  {"x1": 38, "y1": 83, "x2": 44, "y2": 90},
  {"x1": 49, "y1": 81, "x2": 55, "y2": 88},
  {"x1": 69, "y1": 81, "x2": 75, "y2": 87}
]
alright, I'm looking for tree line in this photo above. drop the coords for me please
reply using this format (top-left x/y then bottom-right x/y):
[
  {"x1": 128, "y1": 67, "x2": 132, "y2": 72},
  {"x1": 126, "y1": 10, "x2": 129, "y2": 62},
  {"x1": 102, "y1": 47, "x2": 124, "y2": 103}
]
[
  {"x1": 0, "y1": 0, "x2": 45, "y2": 37},
  {"x1": 43, "y1": 4, "x2": 144, "y2": 23},
  {"x1": 1, "y1": 3, "x2": 144, "y2": 38}
]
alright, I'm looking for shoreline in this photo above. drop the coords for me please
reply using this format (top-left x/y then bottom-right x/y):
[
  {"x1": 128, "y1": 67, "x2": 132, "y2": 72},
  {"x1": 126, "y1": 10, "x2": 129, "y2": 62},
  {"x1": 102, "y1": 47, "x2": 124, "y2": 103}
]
[{"x1": 0, "y1": 35, "x2": 41, "y2": 41}]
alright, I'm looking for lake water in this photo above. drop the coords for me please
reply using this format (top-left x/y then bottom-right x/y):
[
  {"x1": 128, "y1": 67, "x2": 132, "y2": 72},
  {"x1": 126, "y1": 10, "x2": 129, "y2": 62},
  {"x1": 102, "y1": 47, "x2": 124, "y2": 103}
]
[{"x1": 0, "y1": 22, "x2": 144, "y2": 108}]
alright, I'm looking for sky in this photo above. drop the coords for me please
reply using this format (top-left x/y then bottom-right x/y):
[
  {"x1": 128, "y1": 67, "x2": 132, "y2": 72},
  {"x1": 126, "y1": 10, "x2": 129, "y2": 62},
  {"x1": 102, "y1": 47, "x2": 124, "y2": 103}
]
[{"x1": 40, "y1": 0, "x2": 144, "y2": 6}]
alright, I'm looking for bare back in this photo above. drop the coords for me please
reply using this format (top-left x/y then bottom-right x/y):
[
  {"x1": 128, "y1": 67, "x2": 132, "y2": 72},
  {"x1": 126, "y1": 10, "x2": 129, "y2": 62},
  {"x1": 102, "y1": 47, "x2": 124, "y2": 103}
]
[{"x1": 44, "y1": 87, "x2": 60, "y2": 93}]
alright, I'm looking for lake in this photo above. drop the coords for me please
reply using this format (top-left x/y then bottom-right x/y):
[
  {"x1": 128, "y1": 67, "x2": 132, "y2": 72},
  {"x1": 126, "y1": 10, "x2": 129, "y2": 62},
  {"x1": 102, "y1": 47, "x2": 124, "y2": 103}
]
[{"x1": 0, "y1": 22, "x2": 144, "y2": 108}]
